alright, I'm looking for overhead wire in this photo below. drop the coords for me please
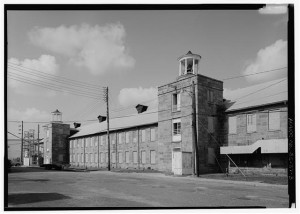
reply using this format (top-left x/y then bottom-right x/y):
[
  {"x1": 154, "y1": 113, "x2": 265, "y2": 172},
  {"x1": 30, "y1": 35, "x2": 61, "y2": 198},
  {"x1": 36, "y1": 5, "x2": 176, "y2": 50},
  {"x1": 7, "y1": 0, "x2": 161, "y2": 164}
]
[
  {"x1": 7, "y1": 75, "x2": 101, "y2": 100},
  {"x1": 8, "y1": 68, "x2": 102, "y2": 98},
  {"x1": 8, "y1": 62, "x2": 103, "y2": 90}
]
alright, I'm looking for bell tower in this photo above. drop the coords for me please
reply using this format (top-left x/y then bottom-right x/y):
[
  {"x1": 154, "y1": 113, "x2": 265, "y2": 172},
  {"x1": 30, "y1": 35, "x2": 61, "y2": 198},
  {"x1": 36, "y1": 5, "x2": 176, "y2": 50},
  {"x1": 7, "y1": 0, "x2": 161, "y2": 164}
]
[
  {"x1": 178, "y1": 51, "x2": 201, "y2": 77},
  {"x1": 51, "y1": 109, "x2": 62, "y2": 123}
]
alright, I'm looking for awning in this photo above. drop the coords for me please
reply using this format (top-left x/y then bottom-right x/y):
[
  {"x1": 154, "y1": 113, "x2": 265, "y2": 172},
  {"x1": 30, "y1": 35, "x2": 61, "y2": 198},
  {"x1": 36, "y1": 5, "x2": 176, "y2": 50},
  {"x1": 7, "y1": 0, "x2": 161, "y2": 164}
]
[{"x1": 220, "y1": 139, "x2": 288, "y2": 155}]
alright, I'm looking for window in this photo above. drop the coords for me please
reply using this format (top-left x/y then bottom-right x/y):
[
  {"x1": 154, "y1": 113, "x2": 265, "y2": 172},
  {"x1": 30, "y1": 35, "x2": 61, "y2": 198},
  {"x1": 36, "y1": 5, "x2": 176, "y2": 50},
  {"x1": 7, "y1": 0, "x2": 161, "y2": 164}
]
[
  {"x1": 73, "y1": 154, "x2": 76, "y2": 162},
  {"x1": 90, "y1": 138, "x2": 94, "y2": 147},
  {"x1": 70, "y1": 154, "x2": 72, "y2": 162},
  {"x1": 172, "y1": 119, "x2": 181, "y2": 141},
  {"x1": 269, "y1": 110, "x2": 280, "y2": 131},
  {"x1": 247, "y1": 114, "x2": 257, "y2": 133},
  {"x1": 228, "y1": 116, "x2": 237, "y2": 134},
  {"x1": 150, "y1": 128, "x2": 156, "y2": 141},
  {"x1": 74, "y1": 140, "x2": 76, "y2": 148},
  {"x1": 141, "y1": 151, "x2": 146, "y2": 164},
  {"x1": 81, "y1": 139, "x2": 84, "y2": 148},
  {"x1": 133, "y1": 151, "x2": 138, "y2": 164},
  {"x1": 100, "y1": 153, "x2": 104, "y2": 163},
  {"x1": 125, "y1": 132, "x2": 130, "y2": 144},
  {"x1": 112, "y1": 152, "x2": 116, "y2": 163},
  {"x1": 91, "y1": 153, "x2": 94, "y2": 163},
  {"x1": 150, "y1": 150, "x2": 156, "y2": 164},
  {"x1": 95, "y1": 153, "x2": 98, "y2": 163},
  {"x1": 70, "y1": 141, "x2": 72, "y2": 149},
  {"x1": 46, "y1": 130, "x2": 50, "y2": 137},
  {"x1": 125, "y1": 151, "x2": 130, "y2": 163},
  {"x1": 93, "y1": 137, "x2": 96, "y2": 147},
  {"x1": 133, "y1": 130, "x2": 137, "y2": 143},
  {"x1": 81, "y1": 153, "x2": 84, "y2": 163},
  {"x1": 208, "y1": 116, "x2": 215, "y2": 133},
  {"x1": 118, "y1": 133, "x2": 123, "y2": 144},
  {"x1": 101, "y1": 135, "x2": 106, "y2": 146},
  {"x1": 111, "y1": 133, "x2": 115, "y2": 145},
  {"x1": 118, "y1": 152, "x2": 123, "y2": 163},
  {"x1": 86, "y1": 153, "x2": 89, "y2": 162},
  {"x1": 77, "y1": 139, "x2": 80, "y2": 148},
  {"x1": 172, "y1": 93, "x2": 181, "y2": 111},
  {"x1": 141, "y1": 129, "x2": 146, "y2": 142},
  {"x1": 105, "y1": 152, "x2": 108, "y2": 163},
  {"x1": 207, "y1": 90, "x2": 214, "y2": 103}
]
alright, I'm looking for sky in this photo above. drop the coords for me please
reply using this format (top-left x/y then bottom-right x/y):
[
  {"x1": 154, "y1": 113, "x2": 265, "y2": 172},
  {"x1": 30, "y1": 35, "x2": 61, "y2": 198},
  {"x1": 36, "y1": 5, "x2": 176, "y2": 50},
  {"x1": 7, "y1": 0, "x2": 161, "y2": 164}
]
[{"x1": 6, "y1": 4, "x2": 289, "y2": 140}]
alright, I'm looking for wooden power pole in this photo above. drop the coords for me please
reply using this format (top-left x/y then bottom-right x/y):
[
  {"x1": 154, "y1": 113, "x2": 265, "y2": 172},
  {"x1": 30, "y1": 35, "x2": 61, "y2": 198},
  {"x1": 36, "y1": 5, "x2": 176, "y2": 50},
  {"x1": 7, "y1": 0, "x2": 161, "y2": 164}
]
[
  {"x1": 21, "y1": 121, "x2": 23, "y2": 164},
  {"x1": 37, "y1": 124, "x2": 40, "y2": 165},
  {"x1": 192, "y1": 81, "x2": 200, "y2": 177},
  {"x1": 104, "y1": 87, "x2": 111, "y2": 171}
]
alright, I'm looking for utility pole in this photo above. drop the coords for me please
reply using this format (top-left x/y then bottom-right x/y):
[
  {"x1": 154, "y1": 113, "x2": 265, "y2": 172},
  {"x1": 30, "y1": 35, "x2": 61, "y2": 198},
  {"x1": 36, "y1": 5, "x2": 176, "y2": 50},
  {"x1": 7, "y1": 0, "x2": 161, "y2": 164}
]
[
  {"x1": 192, "y1": 81, "x2": 199, "y2": 177},
  {"x1": 37, "y1": 124, "x2": 40, "y2": 165},
  {"x1": 103, "y1": 87, "x2": 110, "y2": 171},
  {"x1": 21, "y1": 121, "x2": 23, "y2": 165}
]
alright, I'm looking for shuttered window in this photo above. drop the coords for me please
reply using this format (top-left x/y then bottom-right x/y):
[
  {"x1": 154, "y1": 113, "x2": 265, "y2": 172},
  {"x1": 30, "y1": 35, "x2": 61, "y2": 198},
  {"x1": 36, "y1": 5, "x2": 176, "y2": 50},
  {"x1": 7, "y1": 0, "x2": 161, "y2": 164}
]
[
  {"x1": 125, "y1": 151, "x2": 130, "y2": 163},
  {"x1": 269, "y1": 110, "x2": 280, "y2": 130},
  {"x1": 150, "y1": 128, "x2": 156, "y2": 141},
  {"x1": 247, "y1": 114, "x2": 257, "y2": 133},
  {"x1": 126, "y1": 132, "x2": 130, "y2": 144},
  {"x1": 133, "y1": 151, "x2": 138, "y2": 163},
  {"x1": 118, "y1": 152, "x2": 123, "y2": 163},
  {"x1": 150, "y1": 150, "x2": 156, "y2": 164},
  {"x1": 141, "y1": 151, "x2": 146, "y2": 164},
  {"x1": 112, "y1": 152, "x2": 116, "y2": 163},
  {"x1": 141, "y1": 129, "x2": 146, "y2": 142},
  {"x1": 228, "y1": 116, "x2": 237, "y2": 134}
]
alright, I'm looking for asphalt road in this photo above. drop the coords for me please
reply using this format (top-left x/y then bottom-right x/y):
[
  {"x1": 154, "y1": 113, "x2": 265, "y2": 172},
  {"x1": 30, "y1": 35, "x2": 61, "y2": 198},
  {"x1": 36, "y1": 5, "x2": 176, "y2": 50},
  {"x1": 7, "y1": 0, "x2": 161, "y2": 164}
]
[{"x1": 7, "y1": 167, "x2": 289, "y2": 208}]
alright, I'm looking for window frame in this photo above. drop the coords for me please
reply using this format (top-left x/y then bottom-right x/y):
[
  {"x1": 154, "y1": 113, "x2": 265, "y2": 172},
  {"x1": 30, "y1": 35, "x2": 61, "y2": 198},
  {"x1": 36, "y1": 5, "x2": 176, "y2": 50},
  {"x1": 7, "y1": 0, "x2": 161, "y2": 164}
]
[
  {"x1": 172, "y1": 118, "x2": 181, "y2": 142},
  {"x1": 172, "y1": 93, "x2": 181, "y2": 112},
  {"x1": 268, "y1": 110, "x2": 281, "y2": 131},
  {"x1": 228, "y1": 116, "x2": 237, "y2": 134},
  {"x1": 246, "y1": 113, "x2": 257, "y2": 133},
  {"x1": 150, "y1": 128, "x2": 156, "y2": 142}
]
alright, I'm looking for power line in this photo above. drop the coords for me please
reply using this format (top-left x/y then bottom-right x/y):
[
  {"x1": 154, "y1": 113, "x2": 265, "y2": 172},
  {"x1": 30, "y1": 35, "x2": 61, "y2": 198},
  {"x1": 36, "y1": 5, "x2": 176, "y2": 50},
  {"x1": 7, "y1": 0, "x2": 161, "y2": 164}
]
[
  {"x1": 8, "y1": 71, "x2": 101, "y2": 98},
  {"x1": 233, "y1": 78, "x2": 287, "y2": 102},
  {"x1": 8, "y1": 62, "x2": 103, "y2": 90},
  {"x1": 7, "y1": 87, "x2": 288, "y2": 124},
  {"x1": 8, "y1": 75, "x2": 101, "y2": 100},
  {"x1": 8, "y1": 65, "x2": 103, "y2": 93},
  {"x1": 221, "y1": 67, "x2": 287, "y2": 81}
]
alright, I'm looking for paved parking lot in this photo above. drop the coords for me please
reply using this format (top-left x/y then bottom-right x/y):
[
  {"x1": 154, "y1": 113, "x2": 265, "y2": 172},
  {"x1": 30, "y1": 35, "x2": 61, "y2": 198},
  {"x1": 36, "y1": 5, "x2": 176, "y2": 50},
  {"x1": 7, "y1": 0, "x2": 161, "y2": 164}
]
[{"x1": 6, "y1": 167, "x2": 289, "y2": 208}]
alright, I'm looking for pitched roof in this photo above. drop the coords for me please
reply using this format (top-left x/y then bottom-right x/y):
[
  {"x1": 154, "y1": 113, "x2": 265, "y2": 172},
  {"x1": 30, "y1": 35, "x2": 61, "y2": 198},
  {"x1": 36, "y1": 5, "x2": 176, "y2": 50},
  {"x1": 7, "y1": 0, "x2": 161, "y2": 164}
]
[
  {"x1": 225, "y1": 78, "x2": 288, "y2": 112},
  {"x1": 69, "y1": 110, "x2": 158, "y2": 139}
]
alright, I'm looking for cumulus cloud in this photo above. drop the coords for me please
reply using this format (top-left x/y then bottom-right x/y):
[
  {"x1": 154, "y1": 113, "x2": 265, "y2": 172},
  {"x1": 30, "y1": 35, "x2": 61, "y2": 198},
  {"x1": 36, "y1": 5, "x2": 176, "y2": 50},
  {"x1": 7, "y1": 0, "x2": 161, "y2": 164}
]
[
  {"x1": 242, "y1": 40, "x2": 287, "y2": 83},
  {"x1": 28, "y1": 23, "x2": 135, "y2": 75},
  {"x1": 8, "y1": 107, "x2": 50, "y2": 122},
  {"x1": 259, "y1": 5, "x2": 287, "y2": 14},
  {"x1": 118, "y1": 87, "x2": 158, "y2": 108},
  {"x1": 8, "y1": 55, "x2": 59, "y2": 95}
]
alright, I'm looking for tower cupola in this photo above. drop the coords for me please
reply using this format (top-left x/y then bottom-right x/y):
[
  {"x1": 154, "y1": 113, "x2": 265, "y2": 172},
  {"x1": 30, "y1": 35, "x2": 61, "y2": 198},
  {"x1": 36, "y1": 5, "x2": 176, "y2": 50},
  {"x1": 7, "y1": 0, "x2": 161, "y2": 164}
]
[
  {"x1": 51, "y1": 109, "x2": 62, "y2": 123},
  {"x1": 178, "y1": 51, "x2": 201, "y2": 77}
]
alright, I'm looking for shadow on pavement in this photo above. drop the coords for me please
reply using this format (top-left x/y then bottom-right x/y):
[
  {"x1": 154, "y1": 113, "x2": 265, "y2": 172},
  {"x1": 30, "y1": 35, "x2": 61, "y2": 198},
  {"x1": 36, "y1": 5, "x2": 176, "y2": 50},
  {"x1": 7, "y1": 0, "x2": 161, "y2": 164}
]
[{"x1": 8, "y1": 193, "x2": 71, "y2": 205}]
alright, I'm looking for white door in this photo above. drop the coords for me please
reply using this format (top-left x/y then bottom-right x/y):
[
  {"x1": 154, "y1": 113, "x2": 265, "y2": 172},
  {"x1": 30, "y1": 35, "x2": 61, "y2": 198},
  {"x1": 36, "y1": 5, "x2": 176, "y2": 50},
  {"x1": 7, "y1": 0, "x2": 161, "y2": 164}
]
[{"x1": 172, "y1": 150, "x2": 182, "y2": 175}]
